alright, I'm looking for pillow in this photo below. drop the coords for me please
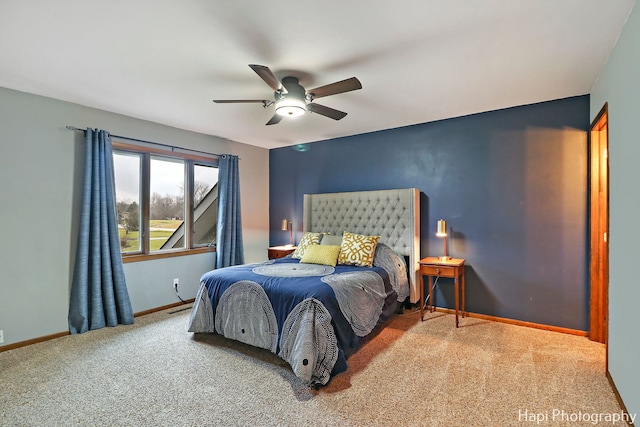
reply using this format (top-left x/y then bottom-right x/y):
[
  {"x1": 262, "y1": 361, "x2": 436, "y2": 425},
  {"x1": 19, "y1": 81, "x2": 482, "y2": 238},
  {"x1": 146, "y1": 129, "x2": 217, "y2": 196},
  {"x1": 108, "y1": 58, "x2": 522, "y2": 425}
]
[
  {"x1": 291, "y1": 232, "x2": 322, "y2": 259},
  {"x1": 337, "y1": 231, "x2": 380, "y2": 267},
  {"x1": 373, "y1": 243, "x2": 409, "y2": 302},
  {"x1": 320, "y1": 234, "x2": 343, "y2": 246},
  {"x1": 300, "y1": 244, "x2": 341, "y2": 266}
]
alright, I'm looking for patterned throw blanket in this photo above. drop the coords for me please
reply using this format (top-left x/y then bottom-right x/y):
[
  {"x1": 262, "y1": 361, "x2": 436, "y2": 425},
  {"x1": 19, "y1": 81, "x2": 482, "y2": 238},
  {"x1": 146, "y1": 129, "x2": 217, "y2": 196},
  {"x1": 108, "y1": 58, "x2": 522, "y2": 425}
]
[{"x1": 188, "y1": 251, "x2": 405, "y2": 386}]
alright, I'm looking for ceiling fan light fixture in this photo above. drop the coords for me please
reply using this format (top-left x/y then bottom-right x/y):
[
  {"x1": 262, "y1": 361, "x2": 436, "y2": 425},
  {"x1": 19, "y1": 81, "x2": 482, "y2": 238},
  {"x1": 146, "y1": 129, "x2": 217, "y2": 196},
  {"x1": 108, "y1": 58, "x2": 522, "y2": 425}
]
[
  {"x1": 275, "y1": 97, "x2": 306, "y2": 117},
  {"x1": 214, "y1": 65, "x2": 361, "y2": 125}
]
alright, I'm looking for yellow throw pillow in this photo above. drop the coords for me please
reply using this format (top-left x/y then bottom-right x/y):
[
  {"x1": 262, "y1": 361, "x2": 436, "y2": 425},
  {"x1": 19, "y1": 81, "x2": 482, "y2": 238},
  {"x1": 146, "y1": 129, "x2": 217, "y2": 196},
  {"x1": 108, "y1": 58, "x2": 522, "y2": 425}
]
[
  {"x1": 338, "y1": 231, "x2": 380, "y2": 267},
  {"x1": 291, "y1": 232, "x2": 322, "y2": 259},
  {"x1": 300, "y1": 245, "x2": 341, "y2": 266}
]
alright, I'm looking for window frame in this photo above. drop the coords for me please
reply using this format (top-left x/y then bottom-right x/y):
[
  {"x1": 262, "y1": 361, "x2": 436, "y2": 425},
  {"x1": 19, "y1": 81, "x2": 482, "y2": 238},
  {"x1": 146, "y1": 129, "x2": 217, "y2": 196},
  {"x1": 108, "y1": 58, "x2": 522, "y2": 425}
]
[{"x1": 112, "y1": 141, "x2": 218, "y2": 263}]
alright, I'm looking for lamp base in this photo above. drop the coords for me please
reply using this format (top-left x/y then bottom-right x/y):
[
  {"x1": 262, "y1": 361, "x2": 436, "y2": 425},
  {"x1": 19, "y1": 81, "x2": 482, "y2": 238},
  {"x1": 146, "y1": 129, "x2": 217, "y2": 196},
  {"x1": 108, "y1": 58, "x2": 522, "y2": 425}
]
[{"x1": 439, "y1": 255, "x2": 451, "y2": 261}]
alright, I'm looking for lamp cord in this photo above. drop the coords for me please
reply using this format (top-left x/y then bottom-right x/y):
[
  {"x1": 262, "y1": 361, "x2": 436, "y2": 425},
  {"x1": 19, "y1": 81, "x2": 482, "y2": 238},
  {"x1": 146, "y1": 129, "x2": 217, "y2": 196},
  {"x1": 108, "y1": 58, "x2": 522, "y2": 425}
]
[
  {"x1": 175, "y1": 286, "x2": 187, "y2": 304},
  {"x1": 422, "y1": 276, "x2": 440, "y2": 311}
]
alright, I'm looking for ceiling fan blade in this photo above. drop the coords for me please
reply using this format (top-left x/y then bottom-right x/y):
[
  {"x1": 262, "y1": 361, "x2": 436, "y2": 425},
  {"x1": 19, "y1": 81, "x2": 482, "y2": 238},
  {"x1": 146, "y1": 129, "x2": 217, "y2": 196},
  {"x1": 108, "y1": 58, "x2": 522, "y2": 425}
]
[
  {"x1": 249, "y1": 64, "x2": 282, "y2": 92},
  {"x1": 306, "y1": 103, "x2": 348, "y2": 120},
  {"x1": 307, "y1": 77, "x2": 362, "y2": 99},
  {"x1": 266, "y1": 114, "x2": 283, "y2": 126},
  {"x1": 213, "y1": 99, "x2": 269, "y2": 103}
]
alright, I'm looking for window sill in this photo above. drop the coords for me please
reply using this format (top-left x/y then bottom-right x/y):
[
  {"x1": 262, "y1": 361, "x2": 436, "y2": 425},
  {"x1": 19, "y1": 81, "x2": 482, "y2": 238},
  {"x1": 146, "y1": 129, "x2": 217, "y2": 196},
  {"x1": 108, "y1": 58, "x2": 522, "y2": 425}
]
[{"x1": 122, "y1": 246, "x2": 215, "y2": 263}]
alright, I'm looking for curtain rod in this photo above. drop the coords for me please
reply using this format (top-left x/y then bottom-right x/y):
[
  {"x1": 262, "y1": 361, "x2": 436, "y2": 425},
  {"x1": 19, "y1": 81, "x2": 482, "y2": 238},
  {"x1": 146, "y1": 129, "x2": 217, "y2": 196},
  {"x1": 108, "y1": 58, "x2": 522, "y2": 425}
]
[{"x1": 65, "y1": 126, "x2": 229, "y2": 159}]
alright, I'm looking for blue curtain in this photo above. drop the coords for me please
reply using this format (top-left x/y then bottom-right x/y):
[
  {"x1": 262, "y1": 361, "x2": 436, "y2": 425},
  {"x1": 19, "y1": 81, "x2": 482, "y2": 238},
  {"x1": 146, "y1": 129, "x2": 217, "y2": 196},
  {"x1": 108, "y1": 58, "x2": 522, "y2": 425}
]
[
  {"x1": 68, "y1": 129, "x2": 134, "y2": 334},
  {"x1": 216, "y1": 154, "x2": 244, "y2": 268}
]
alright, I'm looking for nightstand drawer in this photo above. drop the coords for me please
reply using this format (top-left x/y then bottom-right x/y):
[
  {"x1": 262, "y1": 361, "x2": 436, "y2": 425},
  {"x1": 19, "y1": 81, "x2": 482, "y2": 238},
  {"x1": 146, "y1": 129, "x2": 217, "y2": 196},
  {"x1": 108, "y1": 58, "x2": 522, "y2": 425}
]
[{"x1": 421, "y1": 265, "x2": 454, "y2": 277}]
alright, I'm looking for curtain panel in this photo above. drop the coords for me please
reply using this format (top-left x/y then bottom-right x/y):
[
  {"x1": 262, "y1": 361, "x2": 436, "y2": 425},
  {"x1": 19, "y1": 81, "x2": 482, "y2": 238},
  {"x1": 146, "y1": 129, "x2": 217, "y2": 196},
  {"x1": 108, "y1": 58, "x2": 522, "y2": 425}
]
[
  {"x1": 68, "y1": 129, "x2": 134, "y2": 334},
  {"x1": 216, "y1": 154, "x2": 244, "y2": 268}
]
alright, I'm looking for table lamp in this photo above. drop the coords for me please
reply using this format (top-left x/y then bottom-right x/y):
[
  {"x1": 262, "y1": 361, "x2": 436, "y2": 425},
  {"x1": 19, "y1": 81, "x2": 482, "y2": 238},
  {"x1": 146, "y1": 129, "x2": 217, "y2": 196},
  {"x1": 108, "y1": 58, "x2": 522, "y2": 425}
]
[
  {"x1": 281, "y1": 219, "x2": 293, "y2": 246},
  {"x1": 436, "y1": 219, "x2": 450, "y2": 260}
]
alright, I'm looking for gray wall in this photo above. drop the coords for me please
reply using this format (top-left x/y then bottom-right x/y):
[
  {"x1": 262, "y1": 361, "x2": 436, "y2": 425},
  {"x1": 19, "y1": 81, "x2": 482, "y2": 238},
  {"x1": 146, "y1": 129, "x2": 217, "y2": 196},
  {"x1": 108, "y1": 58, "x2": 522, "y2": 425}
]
[
  {"x1": 0, "y1": 87, "x2": 269, "y2": 346},
  {"x1": 590, "y1": 2, "x2": 640, "y2": 417}
]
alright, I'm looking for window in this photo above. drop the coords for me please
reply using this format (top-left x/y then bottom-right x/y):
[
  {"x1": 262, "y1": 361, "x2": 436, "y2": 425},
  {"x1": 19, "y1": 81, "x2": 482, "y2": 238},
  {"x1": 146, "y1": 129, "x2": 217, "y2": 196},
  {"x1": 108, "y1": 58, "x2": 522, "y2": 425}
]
[
  {"x1": 193, "y1": 163, "x2": 219, "y2": 246},
  {"x1": 114, "y1": 151, "x2": 142, "y2": 253},
  {"x1": 150, "y1": 156, "x2": 185, "y2": 251},
  {"x1": 113, "y1": 142, "x2": 218, "y2": 262}
]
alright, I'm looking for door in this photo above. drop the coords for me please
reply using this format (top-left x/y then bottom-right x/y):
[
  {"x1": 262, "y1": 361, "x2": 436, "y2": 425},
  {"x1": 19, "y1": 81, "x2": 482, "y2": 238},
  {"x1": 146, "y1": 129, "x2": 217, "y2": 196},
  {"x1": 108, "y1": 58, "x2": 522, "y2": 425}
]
[{"x1": 589, "y1": 103, "x2": 609, "y2": 348}]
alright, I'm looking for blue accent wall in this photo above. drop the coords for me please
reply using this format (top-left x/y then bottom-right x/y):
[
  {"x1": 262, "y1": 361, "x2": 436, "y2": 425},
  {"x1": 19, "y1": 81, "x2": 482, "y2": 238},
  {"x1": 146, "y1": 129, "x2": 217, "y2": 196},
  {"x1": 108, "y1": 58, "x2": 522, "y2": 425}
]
[{"x1": 269, "y1": 95, "x2": 589, "y2": 330}]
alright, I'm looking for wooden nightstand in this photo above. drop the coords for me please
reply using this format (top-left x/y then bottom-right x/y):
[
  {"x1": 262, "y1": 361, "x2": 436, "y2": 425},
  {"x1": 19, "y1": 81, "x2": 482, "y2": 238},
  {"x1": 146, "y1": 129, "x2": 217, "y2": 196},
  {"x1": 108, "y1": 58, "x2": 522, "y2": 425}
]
[
  {"x1": 268, "y1": 245, "x2": 296, "y2": 259},
  {"x1": 419, "y1": 257, "x2": 466, "y2": 327}
]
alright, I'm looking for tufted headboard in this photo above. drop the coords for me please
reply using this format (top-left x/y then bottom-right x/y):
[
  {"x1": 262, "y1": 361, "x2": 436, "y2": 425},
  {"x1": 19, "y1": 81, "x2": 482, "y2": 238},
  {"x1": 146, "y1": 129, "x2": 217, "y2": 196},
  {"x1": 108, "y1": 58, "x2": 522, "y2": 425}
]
[{"x1": 303, "y1": 188, "x2": 420, "y2": 302}]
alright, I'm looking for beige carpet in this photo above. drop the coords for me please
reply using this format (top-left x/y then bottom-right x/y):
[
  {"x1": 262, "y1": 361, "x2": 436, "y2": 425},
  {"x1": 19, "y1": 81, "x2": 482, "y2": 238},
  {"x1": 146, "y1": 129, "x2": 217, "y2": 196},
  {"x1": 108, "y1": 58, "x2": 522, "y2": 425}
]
[{"x1": 0, "y1": 307, "x2": 627, "y2": 426}]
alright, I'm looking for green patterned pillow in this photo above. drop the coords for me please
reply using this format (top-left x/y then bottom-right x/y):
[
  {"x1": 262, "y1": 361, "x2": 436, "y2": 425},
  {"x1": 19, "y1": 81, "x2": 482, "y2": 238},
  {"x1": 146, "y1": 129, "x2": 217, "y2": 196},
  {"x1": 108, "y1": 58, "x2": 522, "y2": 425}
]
[
  {"x1": 337, "y1": 231, "x2": 380, "y2": 267},
  {"x1": 300, "y1": 245, "x2": 341, "y2": 266},
  {"x1": 291, "y1": 232, "x2": 322, "y2": 259}
]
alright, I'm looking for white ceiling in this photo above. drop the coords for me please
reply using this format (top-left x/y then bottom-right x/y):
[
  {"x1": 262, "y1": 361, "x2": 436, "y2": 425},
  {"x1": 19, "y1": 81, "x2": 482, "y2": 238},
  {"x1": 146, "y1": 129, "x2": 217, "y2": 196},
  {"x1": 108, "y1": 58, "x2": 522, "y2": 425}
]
[{"x1": 0, "y1": 1, "x2": 635, "y2": 150}]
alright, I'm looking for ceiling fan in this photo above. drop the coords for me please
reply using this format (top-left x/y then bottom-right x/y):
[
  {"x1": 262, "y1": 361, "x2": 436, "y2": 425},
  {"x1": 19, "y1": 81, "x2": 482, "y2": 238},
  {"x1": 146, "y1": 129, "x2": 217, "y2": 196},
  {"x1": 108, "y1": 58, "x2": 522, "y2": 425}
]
[{"x1": 213, "y1": 64, "x2": 362, "y2": 125}]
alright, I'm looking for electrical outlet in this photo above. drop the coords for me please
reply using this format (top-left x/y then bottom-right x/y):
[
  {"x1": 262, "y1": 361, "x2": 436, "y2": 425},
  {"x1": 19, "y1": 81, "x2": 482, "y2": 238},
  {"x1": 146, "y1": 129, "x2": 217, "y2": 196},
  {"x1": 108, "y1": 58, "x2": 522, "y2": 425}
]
[
  {"x1": 0, "y1": 329, "x2": 4, "y2": 344},
  {"x1": 173, "y1": 278, "x2": 179, "y2": 292}
]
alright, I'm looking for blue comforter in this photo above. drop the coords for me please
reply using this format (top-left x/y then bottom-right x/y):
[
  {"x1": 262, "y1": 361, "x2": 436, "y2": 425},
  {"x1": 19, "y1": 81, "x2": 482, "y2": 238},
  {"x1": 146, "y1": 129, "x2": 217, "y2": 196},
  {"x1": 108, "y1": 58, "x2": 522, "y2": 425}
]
[{"x1": 188, "y1": 256, "x2": 401, "y2": 386}]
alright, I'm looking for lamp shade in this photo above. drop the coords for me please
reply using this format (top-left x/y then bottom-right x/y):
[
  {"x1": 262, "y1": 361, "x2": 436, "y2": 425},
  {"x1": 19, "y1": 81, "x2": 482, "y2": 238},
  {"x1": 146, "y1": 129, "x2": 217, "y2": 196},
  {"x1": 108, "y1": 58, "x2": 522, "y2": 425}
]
[
  {"x1": 275, "y1": 98, "x2": 306, "y2": 117},
  {"x1": 281, "y1": 219, "x2": 290, "y2": 231},
  {"x1": 436, "y1": 219, "x2": 447, "y2": 237}
]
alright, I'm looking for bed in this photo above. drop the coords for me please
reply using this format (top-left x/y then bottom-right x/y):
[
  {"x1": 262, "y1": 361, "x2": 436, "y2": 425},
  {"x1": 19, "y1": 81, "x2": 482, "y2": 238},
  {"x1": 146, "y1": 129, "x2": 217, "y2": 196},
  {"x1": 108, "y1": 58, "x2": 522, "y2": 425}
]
[{"x1": 188, "y1": 188, "x2": 420, "y2": 387}]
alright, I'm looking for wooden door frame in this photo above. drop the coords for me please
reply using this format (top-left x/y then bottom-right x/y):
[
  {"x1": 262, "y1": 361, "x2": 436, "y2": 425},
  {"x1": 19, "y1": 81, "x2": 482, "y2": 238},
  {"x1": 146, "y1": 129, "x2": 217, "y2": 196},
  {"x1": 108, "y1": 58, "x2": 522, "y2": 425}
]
[{"x1": 589, "y1": 103, "x2": 609, "y2": 356}]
